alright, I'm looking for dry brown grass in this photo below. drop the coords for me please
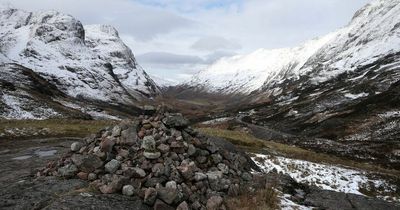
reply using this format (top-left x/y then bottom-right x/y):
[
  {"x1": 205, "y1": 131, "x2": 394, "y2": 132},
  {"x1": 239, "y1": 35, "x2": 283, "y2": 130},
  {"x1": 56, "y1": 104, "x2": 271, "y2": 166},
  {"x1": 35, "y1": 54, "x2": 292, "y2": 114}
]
[
  {"x1": 0, "y1": 119, "x2": 116, "y2": 140},
  {"x1": 198, "y1": 127, "x2": 400, "y2": 177},
  {"x1": 226, "y1": 187, "x2": 280, "y2": 210}
]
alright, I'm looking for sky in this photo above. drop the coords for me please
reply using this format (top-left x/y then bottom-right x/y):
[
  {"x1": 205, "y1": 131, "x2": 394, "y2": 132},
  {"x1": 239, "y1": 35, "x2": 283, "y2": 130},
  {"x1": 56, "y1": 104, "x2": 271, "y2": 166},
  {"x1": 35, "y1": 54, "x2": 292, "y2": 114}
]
[{"x1": 1, "y1": 0, "x2": 371, "y2": 83}]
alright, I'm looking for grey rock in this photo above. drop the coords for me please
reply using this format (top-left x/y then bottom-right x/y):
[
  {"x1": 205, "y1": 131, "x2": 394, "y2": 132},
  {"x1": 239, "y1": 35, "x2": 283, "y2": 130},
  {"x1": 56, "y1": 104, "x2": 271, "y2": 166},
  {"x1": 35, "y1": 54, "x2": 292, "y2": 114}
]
[
  {"x1": 58, "y1": 164, "x2": 78, "y2": 177},
  {"x1": 70, "y1": 142, "x2": 83, "y2": 152},
  {"x1": 177, "y1": 201, "x2": 189, "y2": 210},
  {"x1": 144, "y1": 187, "x2": 157, "y2": 206},
  {"x1": 105, "y1": 159, "x2": 121, "y2": 173},
  {"x1": 122, "y1": 185, "x2": 135, "y2": 196},
  {"x1": 177, "y1": 160, "x2": 197, "y2": 180},
  {"x1": 217, "y1": 163, "x2": 229, "y2": 174},
  {"x1": 153, "y1": 199, "x2": 174, "y2": 210},
  {"x1": 196, "y1": 156, "x2": 207, "y2": 164},
  {"x1": 157, "y1": 144, "x2": 170, "y2": 153},
  {"x1": 143, "y1": 151, "x2": 161, "y2": 160},
  {"x1": 194, "y1": 172, "x2": 207, "y2": 181},
  {"x1": 206, "y1": 195, "x2": 223, "y2": 210},
  {"x1": 141, "y1": 136, "x2": 156, "y2": 151},
  {"x1": 211, "y1": 154, "x2": 223, "y2": 164},
  {"x1": 162, "y1": 113, "x2": 189, "y2": 128},
  {"x1": 124, "y1": 167, "x2": 146, "y2": 178},
  {"x1": 120, "y1": 122, "x2": 138, "y2": 145},
  {"x1": 157, "y1": 185, "x2": 178, "y2": 204},
  {"x1": 88, "y1": 173, "x2": 97, "y2": 181},
  {"x1": 71, "y1": 154, "x2": 103, "y2": 173},
  {"x1": 111, "y1": 125, "x2": 122, "y2": 137},
  {"x1": 152, "y1": 163, "x2": 165, "y2": 177},
  {"x1": 187, "y1": 144, "x2": 196, "y2": 156},
  {"x1": 241, "y1": 172, "x2": 252, "y2": 181}
]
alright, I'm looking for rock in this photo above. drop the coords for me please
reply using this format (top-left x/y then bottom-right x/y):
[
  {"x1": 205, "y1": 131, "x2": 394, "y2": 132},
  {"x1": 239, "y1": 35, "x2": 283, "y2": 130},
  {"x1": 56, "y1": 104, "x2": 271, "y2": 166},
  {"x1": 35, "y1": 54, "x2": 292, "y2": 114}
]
[
  {"x1": 152, "y1": 163, "x2": 165, "y2": 177},
  {"x1": 154, "y1": 199, "x2": 175, "y2": 210},
  {"x1": 58, "y1": 164, "x2": 78, "y2": 177},
  {"x1": 142, "y1": 136, "x2": 156, "y2": 151},
  {"x1": 143, "y1": 151, "x2": 161, "y2": 159},
  {"x1": 206, "y1": 195, "x2": 223, "y2": 210},
  {"x1": 211, "y1": 154, "x2": 223, "y2": 164},
  {"x1": 105, "y1": 159, "x2": 121, "y2": 173},
  {"x1": 77, "y1": 172, "x2": 88, "y2": 180},
  {"x1": 138, "y1": 130, "x2": 145, "y2": 139},
  {"x1": 162, "y1": 113, "x2": 189, "y2": 128},
  {"x1": 157, "y1": 184, "x2": 178, "y2": 205},
  {"x1": 88, "y1": 173, "x2": 97, "y2": 181},
  {"x1": 124, "y1": 167, "x2": 146, "y2": 178},
  {"x1": 228, "y1": 184, "x2": 239, "y2": 196},
  {"x1": 187, "y1": 144, "x2": 196, "y2": 156},
  {"x1": 122, "y1": 185, "x2": 135, "y2": 196},
  {"x1": 144, "y1": 187, "x2": 157, "y2": 206},
  {"x1": 177, "y1": 161, "x2": 197, "y2": 180},
  {"x1": 177, "y1": 201, "x2": 189, "y2": 210},
  {"x1": 196, "y1": 156, "x2": 207, "y2": 164},
  {"x1": 70, "y1": 142, "x2": 83, "y2": 152},
  {"x1": 191, "y1": 201, "x2": 202, "y2": 210},
  {"x1": 207, "y1": 171, "x2": 223, "y2": 191},
  {"x1": 157, "y1": 144, "x2": 170, "y2": 153},
  {"x1": 99, "y1": 175, "x2": 126, "y2": 194},
  {"x1": 194, "y1": 172, "x2": 207, "y2": 181},
  {"x1": 241, "y1": 172, "x2": 252, "y2": 181},
  {"x1": 111, "y1": 125, "x2": 122, "y2": 137},
  {"x1": 71, "y1": 154, "x2": 103, "y2": 173},
  {"x1": 120, "y1": 123, "x2": 138, "y2": 145},
  {"x1": 144, "y1": 177, "x2": 168, "y2": 188},
  {"x1": 217, "y1": 163, "x2": 229, "y2": 174}
]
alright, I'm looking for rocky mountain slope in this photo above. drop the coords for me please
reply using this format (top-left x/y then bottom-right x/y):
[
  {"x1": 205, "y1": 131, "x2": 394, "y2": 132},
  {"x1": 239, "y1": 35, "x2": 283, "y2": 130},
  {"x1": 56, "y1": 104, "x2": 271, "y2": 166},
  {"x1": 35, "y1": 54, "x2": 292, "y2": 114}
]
[
  {"x1": 188, "y1": 0, "x2": 400, "y2": 95},
  {"x1": 177, "y1": 0, "x2": 400, "y2": 169},
  {"x1": 0, "y1": 7, "x2": 159, "y2": 119}
]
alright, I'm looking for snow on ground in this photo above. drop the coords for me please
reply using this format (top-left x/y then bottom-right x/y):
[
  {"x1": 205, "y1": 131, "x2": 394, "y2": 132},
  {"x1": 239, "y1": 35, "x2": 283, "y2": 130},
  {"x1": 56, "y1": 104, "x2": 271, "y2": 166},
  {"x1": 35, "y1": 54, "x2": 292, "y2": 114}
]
[
  {"x1": 1, "y1": 92, "x2": 60, "y2": 120},
  {"x1": 344, "y1": 92, "x2": 369, "y2": 99},
  {"x1": 201, "y1": 117, "x2": 233, "y2": 125},
  {"x1": 252, "y1": 154, "x2": 398, "y2": 199},
  {"x1": 280, "y1": 194, "x2": 312, "y2": 210}
]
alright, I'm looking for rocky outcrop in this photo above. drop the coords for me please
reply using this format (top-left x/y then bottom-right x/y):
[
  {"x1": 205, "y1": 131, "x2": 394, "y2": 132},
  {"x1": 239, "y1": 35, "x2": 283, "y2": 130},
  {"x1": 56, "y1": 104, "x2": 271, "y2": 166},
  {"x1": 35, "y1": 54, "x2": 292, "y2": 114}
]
[{"x1": 39, "y1": 112, "x2": 259, "y2": 209}]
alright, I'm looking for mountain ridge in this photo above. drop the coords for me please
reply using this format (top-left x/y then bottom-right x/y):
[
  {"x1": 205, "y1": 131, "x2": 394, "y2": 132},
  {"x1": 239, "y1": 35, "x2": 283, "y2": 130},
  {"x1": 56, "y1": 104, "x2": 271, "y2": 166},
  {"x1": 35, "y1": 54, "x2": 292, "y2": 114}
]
[{"x1": 0, "y1": 7, "x2": 159, "y2": 119}]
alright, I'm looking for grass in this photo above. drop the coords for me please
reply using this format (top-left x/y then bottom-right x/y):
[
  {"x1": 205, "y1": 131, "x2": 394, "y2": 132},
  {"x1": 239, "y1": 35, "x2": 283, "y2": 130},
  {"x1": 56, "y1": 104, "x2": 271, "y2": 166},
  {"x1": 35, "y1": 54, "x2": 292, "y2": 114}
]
[
  {"x1": 197, "y1": 127, "x2": 400, "y2": 177},
  {"x1": 225, "y1": 187, "x2": 280, "y2": 210},
  {"x1": 0, "y1": 119, "x2": 116, "y2": 140}
]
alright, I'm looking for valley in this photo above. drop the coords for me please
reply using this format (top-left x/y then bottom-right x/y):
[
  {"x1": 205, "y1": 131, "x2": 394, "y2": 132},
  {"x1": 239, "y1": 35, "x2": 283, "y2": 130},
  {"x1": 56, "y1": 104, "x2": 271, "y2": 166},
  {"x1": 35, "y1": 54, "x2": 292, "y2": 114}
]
[{"x1": 1, "y1": 0, "x2": 400, "y2": 209}]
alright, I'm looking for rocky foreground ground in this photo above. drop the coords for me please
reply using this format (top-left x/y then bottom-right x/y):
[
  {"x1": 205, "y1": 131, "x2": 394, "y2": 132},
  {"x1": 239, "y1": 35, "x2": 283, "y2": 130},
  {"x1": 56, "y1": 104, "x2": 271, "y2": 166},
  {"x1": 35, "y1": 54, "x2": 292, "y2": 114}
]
[{"x1": 0, "y1": 112, "x2": 399, "y2": 210}]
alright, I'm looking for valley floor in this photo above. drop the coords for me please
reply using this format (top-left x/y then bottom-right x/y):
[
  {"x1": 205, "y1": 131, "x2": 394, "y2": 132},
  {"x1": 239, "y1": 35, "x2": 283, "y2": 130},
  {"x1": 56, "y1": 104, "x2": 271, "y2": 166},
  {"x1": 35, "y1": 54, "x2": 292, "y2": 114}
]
[{"x1": 0, "y1": 119, "x2": 399, "y2": 209}]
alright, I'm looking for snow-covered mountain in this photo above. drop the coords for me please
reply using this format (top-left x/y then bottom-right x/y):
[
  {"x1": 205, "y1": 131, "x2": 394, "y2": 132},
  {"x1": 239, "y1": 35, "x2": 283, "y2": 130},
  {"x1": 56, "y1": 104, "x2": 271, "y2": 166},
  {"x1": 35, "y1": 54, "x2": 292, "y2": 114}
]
[
  {"x1": 188, "y1": 0, "x2": 400, "y2": 95},
  {"x1": 0, "y1": 7, "x2": 159, "y2": 119},
  {"x1": 0, "y1": 7, "x2": 158, "y2": 104}
]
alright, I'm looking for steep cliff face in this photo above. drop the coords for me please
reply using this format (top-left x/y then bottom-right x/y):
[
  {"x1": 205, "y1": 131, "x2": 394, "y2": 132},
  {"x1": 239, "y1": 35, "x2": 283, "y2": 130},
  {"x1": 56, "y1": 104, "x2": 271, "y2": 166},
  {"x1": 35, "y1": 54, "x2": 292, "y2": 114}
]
[{"x1": 0, "y1": 7, "x2": 159, "y2": 119}]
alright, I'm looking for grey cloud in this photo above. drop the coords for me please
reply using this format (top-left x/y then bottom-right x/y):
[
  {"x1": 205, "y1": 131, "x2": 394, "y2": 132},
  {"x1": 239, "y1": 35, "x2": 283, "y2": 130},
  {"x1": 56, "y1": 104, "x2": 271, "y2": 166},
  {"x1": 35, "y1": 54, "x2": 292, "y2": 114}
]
[
  {"x1": 204, "y1": 51, "x2": 237, "y2": 63},
  {"x1": 136, "y1": 52, "x2": 204, "y2": 64},
  {"x1": 3, "y1": 0, "x2": 194, "y2": 41},
  {"x1": 191, "y1": 36, "x2": 241, "y2": 51}
]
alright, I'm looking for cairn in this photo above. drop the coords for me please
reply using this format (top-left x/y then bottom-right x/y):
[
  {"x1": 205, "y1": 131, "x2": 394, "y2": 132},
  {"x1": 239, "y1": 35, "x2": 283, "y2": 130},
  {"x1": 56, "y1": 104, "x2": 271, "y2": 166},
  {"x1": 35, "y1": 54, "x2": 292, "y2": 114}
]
[{"x1": 38, "y1": 112, "x2": 258, "y2": 210}]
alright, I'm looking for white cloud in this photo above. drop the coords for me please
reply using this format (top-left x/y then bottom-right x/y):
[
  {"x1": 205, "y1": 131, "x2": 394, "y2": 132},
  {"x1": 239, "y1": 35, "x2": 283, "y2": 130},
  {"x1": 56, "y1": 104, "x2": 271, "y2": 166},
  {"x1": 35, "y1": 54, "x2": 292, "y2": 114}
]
[{"x1": 191, "y1": 36, "x2": 241, "y2": 51}]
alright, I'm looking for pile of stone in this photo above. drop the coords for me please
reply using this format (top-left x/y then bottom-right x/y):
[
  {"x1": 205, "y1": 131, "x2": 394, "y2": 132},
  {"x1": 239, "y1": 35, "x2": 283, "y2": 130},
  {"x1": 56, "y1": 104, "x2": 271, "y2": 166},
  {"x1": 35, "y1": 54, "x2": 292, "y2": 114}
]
[{"x1": 38, "y1": 112, "x2": 258, "y2": 210}]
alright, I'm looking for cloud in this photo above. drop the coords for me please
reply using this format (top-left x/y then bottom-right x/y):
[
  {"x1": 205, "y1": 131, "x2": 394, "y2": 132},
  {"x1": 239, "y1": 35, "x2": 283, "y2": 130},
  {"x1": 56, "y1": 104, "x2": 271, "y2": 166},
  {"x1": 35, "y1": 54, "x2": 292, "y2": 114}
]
[
  {"x1": 137, "y1": 52, "x2": 204, "y2": 64},
  {"x1": 2, "y1": 0, "x2": 194, "y2": 41},
  {"x1": 191, "y1": 36, "x2": 241, "y2": 51}
]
